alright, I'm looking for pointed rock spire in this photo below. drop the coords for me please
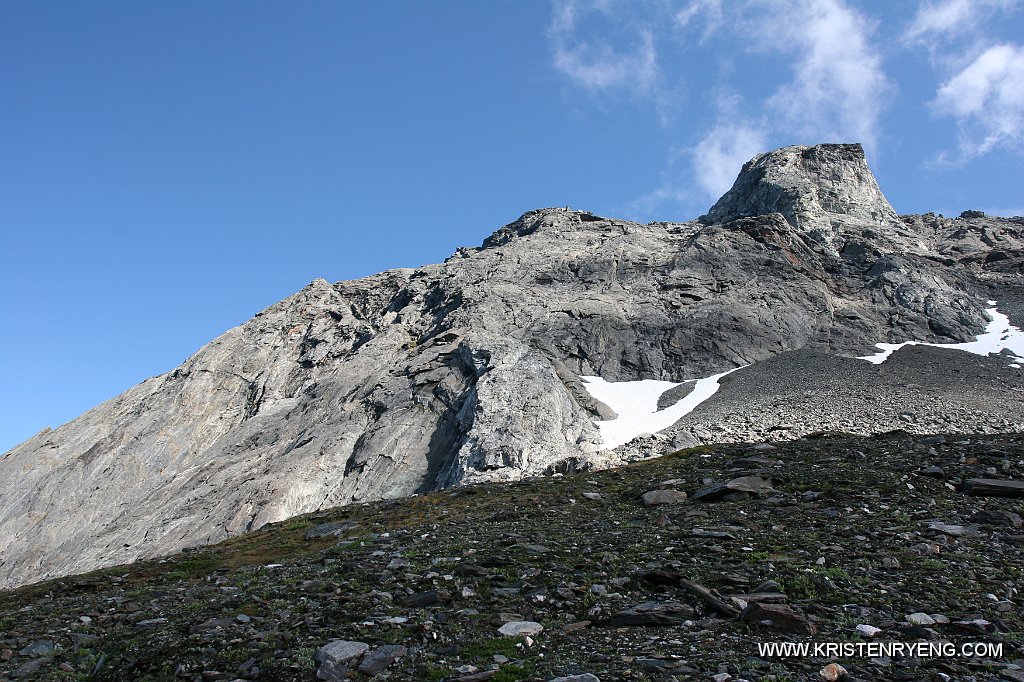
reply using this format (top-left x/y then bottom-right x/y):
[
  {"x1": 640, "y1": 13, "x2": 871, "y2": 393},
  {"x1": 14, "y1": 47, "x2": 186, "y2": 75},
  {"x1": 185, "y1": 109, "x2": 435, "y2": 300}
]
[{"x1": 701, "y1": 143, "x2": 898, "y2": 237}]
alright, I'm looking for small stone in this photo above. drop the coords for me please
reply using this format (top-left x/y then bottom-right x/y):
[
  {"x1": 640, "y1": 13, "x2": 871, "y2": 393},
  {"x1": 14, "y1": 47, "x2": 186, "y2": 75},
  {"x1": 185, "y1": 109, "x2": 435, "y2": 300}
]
[
  {"x1": 927, "y1": 522, "x2": 979, "y2": 537},
  {"x1": 19, "y1": 640, "x2": 54, "y2": 657},
  {"x1": 693, "y1": 476, "x2": 774, "y2": 502},
  {"x1": 712, "y1": 674, "x2": 732, "y2": 682},
  {"x1": 882, "y1": 556, "x2": 901, "y2": 568},
  {"x1": 641, "y1": 489, "x2": 688, "y2": 506},
  {"x1": 964, "y1": 478, "x2": 1024, "y2": 498},
  {"x1": 906, "y1": 612, "x2": 936, "y2": 626},
  {"x1": 549, "y1": 675, "x2": 601, "y2": 682},
  {"x1": 358, "y1": 644, "x2": 406, "y2": 675},
  {"x1": 918, "y1": 466, "x2": 945, "y2": 478},
  {"x1": 235, "y1": 614, "x2": 251, "y2": 624},
  {"x1": 398, "y1": 589, "x2": 450, "y2": 607},
  {"x1": 1, "y1": 649, "x2": 13, "y2": 661},
  {"x1": 561, "y1": 620, "x2": 592, "y2": 633},
  {"x1": 582, "y1": 492, "x2": 602, "y2": 500},
  {"x1": 820, "y1": 662, "x2": 848, "y2": 680},
  {"x1": 497, "y1": 621, "x2": 544, "y2": 637},
  {"x1": 740, "y1": 602, "x2": 817, "y2": 635},
  {"x1": 970, "y1": 510, "x2": 1023, "y2": 527},
  {"x1": 304, "y1": 521, "x2": 356, "y2": 540},
  {"x1": 856, "y1": 624, "x2": 882, "y2": 637}
]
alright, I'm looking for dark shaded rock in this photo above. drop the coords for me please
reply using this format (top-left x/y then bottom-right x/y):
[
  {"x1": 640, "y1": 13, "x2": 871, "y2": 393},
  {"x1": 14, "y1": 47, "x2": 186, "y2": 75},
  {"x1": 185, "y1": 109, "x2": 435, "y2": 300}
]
[
  {"x1": 18, "y1": 640, "x2": 53, "y2": 657},
  {"x1": 398, "y1": 590, "x2": 450, "y2": 607},
  {"x1": 693, "y1": 476, "x2": 774, "y2": 502},
  {"x1": 740, "y1": 602, "x2": 817, "y2": 635},
  {"x1": 969, "y1": 510, "x2": 1023, "y2": 528},
  {"x1": 964, "y1": 478, "x2": 1024, "y2": 498},
  {"x1": 608, "y1": 601, "x2": 696, "y2": 626},
  {"x1": 358, "y1": 645, "x2": 407, "y2": 675},
  {"x1": 315, "y1": 640, "x2": 369, "y2": 681},
  {"x1": 679, "y1": 578, "x2": 740, "y2": 617},
  {"x1": 641, "y1": 489, "x2": 688, "y2": 506},
  {"x1": 636, "y1": 568, "x2": 685, "y2": 588},
  {"x1": 304, "y1": 521, "x2": 357, "y2": 540}
]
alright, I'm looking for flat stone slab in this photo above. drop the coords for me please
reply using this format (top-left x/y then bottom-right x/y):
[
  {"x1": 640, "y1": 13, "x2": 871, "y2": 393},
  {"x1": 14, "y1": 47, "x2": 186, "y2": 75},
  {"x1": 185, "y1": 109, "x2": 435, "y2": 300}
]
[
  {"x1": 641, "y1": 489, "x2": 688, "y2": 506},
  {"x1": 964, "y1": 478, "x2": 1024, "y2": 498},
  {"x1": 498, "y1": 621, "x2": 544, "y2": 637},
  {"x1": 693, "y1": 476, "x2": 774, "y2": 502},
  {"x1": 315, "y1": 640, "x2": 369, "y2": 680}
]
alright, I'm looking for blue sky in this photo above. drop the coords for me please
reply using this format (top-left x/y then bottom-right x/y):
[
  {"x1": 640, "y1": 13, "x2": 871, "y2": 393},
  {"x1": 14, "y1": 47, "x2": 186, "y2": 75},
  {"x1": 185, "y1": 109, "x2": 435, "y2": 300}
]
[{"x1": 1, "y1": 0, "x2": 1022, "y2": 452}]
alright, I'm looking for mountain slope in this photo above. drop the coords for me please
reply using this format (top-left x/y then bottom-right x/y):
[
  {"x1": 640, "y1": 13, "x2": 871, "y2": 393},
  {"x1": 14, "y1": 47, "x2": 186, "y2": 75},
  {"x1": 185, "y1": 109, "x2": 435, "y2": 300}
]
[
  {"x1": 2, "y1": 142, "x2": 1022, "y2": 590},
  {"x1": 1, "y1": 432, "x2": 1022, "y2": 681}
]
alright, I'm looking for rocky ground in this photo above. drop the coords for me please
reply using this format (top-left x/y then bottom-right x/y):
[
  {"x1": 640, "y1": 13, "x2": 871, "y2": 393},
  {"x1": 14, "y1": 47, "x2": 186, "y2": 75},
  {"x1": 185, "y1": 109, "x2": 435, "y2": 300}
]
[
  {"x1": 655, "y1": 345, "x2": 1024, "y2": 451},
  {"x1": 1, "y1": 432, "x2": 1023, "y2": 681}
]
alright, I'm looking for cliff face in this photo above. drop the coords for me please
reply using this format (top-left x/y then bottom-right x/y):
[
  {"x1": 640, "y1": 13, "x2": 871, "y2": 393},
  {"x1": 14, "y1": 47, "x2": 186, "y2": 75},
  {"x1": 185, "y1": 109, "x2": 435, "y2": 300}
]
[{"x1": 2, "y1": 143, "x2": 1022, "y2": 589}]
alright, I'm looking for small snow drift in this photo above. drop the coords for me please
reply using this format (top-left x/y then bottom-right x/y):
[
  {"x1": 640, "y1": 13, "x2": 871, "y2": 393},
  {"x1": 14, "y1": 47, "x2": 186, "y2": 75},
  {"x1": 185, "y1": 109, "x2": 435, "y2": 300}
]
[
  {"x1": 859, "y1": 303, "x2": 1024, "y2": 367},
  {"x1": 581, "y1": 368, "x2": 744, "y2": 449}
]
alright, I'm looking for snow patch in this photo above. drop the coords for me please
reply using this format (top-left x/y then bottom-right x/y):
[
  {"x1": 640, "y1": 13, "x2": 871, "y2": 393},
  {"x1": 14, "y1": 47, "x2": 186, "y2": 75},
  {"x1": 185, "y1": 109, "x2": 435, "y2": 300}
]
[
  {"x1": 581, "y1": 367, "x2": 744, "y2": 449},
  {"x1": 858, "y1": 303, "x2": 1024, "y2": 365}
]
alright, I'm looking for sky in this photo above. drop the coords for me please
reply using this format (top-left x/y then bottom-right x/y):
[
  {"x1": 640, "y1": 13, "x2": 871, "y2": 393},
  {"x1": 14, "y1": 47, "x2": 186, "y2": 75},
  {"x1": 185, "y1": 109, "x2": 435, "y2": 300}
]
[{"x1": 1, "y1": 0, "x2": 1023, "y2": 453}]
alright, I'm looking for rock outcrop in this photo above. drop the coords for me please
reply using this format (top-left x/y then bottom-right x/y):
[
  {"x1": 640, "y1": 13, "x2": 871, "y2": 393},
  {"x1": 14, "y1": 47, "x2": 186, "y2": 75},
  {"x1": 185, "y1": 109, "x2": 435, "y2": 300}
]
[{"x1": 1, "y1": 142, "x2": 1022, "y2": 589}]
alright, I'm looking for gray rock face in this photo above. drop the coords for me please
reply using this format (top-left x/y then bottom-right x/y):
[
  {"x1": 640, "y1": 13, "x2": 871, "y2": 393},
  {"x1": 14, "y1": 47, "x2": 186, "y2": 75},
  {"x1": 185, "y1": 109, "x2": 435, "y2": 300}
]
[
  {"x1": 1, "y1": 142, "x2": 1022, "y2": 590},
  {"x1": 702, "y1": 143, "x2": 899, "y2": 251}
]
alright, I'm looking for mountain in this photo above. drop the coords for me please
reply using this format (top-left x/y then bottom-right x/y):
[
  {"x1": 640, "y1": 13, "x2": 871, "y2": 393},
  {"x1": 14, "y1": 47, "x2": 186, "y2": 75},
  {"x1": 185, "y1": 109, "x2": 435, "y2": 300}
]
[
  {"x1": 2, "y1": 142, "x2": 1022, "y2": 590},
  {"x1": 2, "y1": 431, "x2": 1022, "y2": 681}
]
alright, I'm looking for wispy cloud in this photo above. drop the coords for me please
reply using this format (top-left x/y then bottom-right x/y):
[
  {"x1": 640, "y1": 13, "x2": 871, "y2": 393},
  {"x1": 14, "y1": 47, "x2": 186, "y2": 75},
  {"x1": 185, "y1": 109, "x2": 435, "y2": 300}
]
[
  {"x1": 549, "y1": 0, "x2": 659, "y2": 94},
  {"x1": 691, "y1": 112, "x2": 767, "y2": 200},
  {"x1": 673, "y1": 0, "x2": 724, "y2": 43},
  {"x1": 685, "y1": 0, "x2": 889, "y2": 202},
  {"x1": 932, "y1": 44, "x2": 1024, "y2": 158},
  {"x1": 904, "y1": 0, "x2": 1016, "y2": 46},
  {"x1": 752, "y1": 0, "x2": 891, "y2": 154},
  {"x1": 547, "y1": 0, "x2": 891, "y2": 214}
]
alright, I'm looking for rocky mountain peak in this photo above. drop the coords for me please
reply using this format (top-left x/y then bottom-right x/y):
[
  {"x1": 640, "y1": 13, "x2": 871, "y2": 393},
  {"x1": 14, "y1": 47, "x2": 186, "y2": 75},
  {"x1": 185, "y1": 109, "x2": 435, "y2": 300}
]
[{"x1": 701, "y1": 143, "x2": 898, "y2": 246}]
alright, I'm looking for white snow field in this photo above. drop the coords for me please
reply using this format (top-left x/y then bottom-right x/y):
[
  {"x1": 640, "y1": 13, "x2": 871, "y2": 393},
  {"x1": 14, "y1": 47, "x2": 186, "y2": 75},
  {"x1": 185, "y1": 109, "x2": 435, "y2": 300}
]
[
  {"x1": 580, "y1": 302, "x2": 1023, "y2": 450},
  {"x1": 581, "y1": 367, "x2": 744, "y2": 449},
  {"x1": 859, "y1": 302, "x2": 1024, "y2": 367}
]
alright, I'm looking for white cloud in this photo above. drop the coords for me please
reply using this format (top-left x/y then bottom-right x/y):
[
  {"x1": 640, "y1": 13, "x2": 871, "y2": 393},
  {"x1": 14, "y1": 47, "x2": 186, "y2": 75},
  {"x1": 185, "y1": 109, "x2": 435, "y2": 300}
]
[
  {"x1": 904, "y1": 0, "x2": 1016, "y2": 44},
  {"x1": 932, "y1": 44, "x2": 1024, "y2": 157},
  {"x1": 692, "y1": 121, "x2": 768, "y2": 200},
  {"x1": 549, "y1": 0, "x2": 659, "y2": 93},
  {"x1": 753, "y1": 0, "x2": 891, "y2": 153},
  {"x1": 674, "y1": 0, "x2": 724, "y2": 43}
]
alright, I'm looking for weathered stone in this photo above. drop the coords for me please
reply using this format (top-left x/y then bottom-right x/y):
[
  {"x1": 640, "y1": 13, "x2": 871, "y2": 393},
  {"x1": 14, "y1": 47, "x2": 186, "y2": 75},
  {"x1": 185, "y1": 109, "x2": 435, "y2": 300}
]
[
  {"x1": 357, "y1": 645, "x2": 406, "y2": 675},
  {"x1": 927, "y1": 522, "x2": 980, "y2": 537},
  {"x1": 693, "y1": 476, "x2": 774, "y2": 502},
  {"x1": 18, "y1": 640, "x2": 54, "y2": 657},
  {"x1": 740, "y1": 602, "x2": 817, "y2": 635},
  {"x1": 497, "y1": 621, "x2": 544, "y2": 637},
  {"x1": 549, "y1": 675, "x2": 601, "y2": 682},
  {"x1": 964, "y1": 479, "x2": 1024, "y2": 498},
  {"x1": 820, "y1": 662, "x2": 848, "y2": 681},
  {"x1": 970, "y1": 510, "x2": 1023, "y2": 528},
  {"x1": 608, "y1": 601, "x2": 696, "y2": 626},
  {"x1": 856, "y1": 624, "x2": 882, "y2": 637},
  {"x1": 906, "y1": 612, "x2": 936, "y2": 626},
  {"x1": 315, "y1": 640, "x2": 369, "y2": 681},
  {"x1": 641, "y1": 489, "x2": 688, "y2": 506},
  {"x1": 304, "y1": 521, "x2": 356, "y2": 540},
  {"x1": 398, "y1": 590, "x2": 450, "y2": 607}
]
